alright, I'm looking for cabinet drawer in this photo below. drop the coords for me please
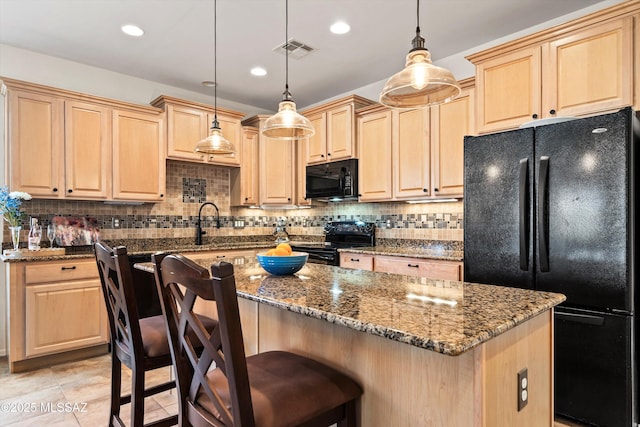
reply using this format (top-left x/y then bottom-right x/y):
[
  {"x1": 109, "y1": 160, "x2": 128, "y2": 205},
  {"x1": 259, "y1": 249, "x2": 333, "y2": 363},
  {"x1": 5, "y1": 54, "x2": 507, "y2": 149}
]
[
  {"x1": 374, "y1": 256, "x2": 462, "y2": 280},
  {"x1": 339, "y1": 253, "x2": 374, "y2": 271},
  {"x1": 25, "y1": 259, "x2": 98, "y2": 284},
  {"x1": 183, "y1": 249, "x2": 257, "y2": 262}
]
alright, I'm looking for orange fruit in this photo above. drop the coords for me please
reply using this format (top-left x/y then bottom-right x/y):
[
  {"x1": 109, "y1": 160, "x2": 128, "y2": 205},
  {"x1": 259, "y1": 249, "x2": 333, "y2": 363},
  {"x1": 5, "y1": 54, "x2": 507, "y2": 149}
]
[
  {"x1": 274, "y1": 246, "x2": 289, "y2": 256},
  {"x1": 276, "y1": 243, "x2": 292, "y2": 255},
  {"x1": 266, "y1": 249, "x2": 277, "y2": 256}
]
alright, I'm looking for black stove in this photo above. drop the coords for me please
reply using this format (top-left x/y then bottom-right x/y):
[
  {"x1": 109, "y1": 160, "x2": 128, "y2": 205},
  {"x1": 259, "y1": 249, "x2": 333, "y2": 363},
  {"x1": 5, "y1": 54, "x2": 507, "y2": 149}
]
[{"x1": 290, "y1": 221, "x2": 375, "y2": 266}]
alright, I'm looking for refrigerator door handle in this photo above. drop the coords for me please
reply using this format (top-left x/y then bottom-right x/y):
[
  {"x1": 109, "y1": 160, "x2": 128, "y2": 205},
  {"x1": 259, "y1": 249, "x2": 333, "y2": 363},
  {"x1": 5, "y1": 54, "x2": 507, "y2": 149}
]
[
  {"x1": 538, "y1": 156, "x2": 550, "y2": 272},
  {"x1": 519, "y1": 158, "x2": 529, "y2": 271},
  {"x1": 556, "y1": 311, "x2": 605, "y2": 326}
]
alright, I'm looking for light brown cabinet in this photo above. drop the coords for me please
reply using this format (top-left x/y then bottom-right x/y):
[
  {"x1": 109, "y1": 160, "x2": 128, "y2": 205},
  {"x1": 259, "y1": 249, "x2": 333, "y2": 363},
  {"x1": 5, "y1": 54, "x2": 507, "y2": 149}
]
[
  {"x1": 243, "y1": 115, "x2": 297, "y2": 206},
  {"x1": 5, "y1": 78, "x2": 165, "y2": 203},
  {"x1": 357, "y1": 108, "x2": 393, "y2": 201},
  {"x1": 470, "y1": 14, "x2": 634, "y2": 134},
  {"x1": 373, "y1": 256, "x2": 462, "y2": 281},
  {"x1": 112, "y1": 109, "x2": 166, "y2": 202},
  {"x1": 150, "y1": 95, "x2": 244, "y2": 167},
  {"x1": 340, "y1": 251, "x2": 463, "y2": 281},
  {"x1": 301, "y1": 95, "x2": 374, "y2": 165},
  {"x1": 7, "y1": 258, "x2": 109, "y2": 372},
  {"x1": 230, "y1": 126, "x2": 260, "y2": 206},
  {"x1": 430, "y1": 81, "x2": 475, "y2": 197},
  {"x1": 357, "y1": 80, "x2": 472, "y2": 202}
]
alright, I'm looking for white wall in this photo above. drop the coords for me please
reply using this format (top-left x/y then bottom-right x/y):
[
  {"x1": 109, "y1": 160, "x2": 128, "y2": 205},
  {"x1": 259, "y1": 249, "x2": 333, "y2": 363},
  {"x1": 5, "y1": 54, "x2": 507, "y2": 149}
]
[{"x1": 0, "y1": 44, "x2": 269, "y2": 118}]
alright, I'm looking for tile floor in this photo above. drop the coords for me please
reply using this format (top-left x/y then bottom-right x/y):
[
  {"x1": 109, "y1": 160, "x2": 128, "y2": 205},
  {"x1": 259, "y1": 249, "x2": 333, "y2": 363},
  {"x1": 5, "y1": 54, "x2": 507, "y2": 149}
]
[
  {"x1": 0, "y1": 353, "x2": 589, "y2": 427},
  {"x1": 0, "y1": 354, "x2": 177, "y2": 426}
]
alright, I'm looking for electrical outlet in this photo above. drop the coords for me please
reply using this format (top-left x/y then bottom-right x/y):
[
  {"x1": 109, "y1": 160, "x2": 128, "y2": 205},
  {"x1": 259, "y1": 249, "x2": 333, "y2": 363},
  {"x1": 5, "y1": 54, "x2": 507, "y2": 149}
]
[
  {"x1": 517, "y1": 368, "x2": 528, "y2": 411},
  {"x1": 112, "y1": 218, "x2": 121, "y2": 229}
]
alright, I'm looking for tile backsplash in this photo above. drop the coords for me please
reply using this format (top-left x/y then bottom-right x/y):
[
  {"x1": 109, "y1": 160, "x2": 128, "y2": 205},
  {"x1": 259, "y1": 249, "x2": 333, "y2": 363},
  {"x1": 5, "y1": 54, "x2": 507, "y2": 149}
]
[{"x1": 4, "y1": 160, "x2": 463, "y2": 244}]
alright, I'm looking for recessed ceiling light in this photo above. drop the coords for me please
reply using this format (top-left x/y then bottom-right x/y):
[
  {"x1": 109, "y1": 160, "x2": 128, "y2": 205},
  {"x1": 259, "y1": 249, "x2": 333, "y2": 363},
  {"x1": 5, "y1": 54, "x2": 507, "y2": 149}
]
[
  {"x1": 201, "y1": 81, "x2": 217, "y2": 87},
  {"x1": 250, "y1": 67, "x2": 267, "y2": 77},
  {"x1": 330, "y1": 21, "x2": 350, "y2": 35},
  {"x1": 121, "y1": 24, "x2": 144, "y2": 37}
]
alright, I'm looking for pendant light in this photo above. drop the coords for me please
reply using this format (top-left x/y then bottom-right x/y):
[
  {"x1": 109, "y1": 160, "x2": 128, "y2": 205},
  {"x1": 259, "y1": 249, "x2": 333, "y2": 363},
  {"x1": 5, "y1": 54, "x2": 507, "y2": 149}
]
[
  {"x1": 261, "y1": 0, "x2": 315, "y2": 140},
  {"x1": 379, "y1": 0, "x2": 461, "y2": 108},
  {"x1": 195, "y1": 0, "x2": 236, "y2": 155}
]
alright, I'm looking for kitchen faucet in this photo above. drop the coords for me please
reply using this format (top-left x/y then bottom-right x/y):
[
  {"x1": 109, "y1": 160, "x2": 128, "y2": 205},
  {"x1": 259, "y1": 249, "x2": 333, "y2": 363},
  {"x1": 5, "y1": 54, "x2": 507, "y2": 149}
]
[{"x1": 195, "y1": 202, "x2": 220, "y2": 245}]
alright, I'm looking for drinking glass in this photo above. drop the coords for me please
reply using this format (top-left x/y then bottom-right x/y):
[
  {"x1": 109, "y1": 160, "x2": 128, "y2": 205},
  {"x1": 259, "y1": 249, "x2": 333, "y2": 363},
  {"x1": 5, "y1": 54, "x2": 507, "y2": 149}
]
[{"x1": 47, "y1": 224, "x2": 56, "y2": 247}]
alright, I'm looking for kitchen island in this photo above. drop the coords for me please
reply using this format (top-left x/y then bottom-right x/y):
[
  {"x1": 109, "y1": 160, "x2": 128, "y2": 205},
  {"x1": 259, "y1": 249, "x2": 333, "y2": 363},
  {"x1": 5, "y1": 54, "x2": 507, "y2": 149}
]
[{"x1": 137, "y1": 255, "x2": 565, "y2": 427}]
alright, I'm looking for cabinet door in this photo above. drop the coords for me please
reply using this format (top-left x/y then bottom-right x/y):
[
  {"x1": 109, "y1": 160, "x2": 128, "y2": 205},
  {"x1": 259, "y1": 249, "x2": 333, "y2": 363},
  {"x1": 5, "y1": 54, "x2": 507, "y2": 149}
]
[
  {"x1": 327, "y1": 105, "x2": 355, "y2": 161},
  {"x1": 305, "y1": 112, "x2": 327, "y2": 164},
  {"x1": 25, "y1": 279, "x2": 108, "y2": 357},
  {"x1": 358, "y1": 111, "x2": 392, "y2": 201},
  {"x1": 112, "y1": 109, "x2": 166, "y2": 201},
  {"x1": 8, "y1": 90, "x2": 64, "y2": 198},
  {"x1": 475, "y1": 46, "x2": 542, "y2": 134},
  {"x1": 207, "y1": 113, "x2": 242, "y2": 167},
  {"x1": 166, "y1": 104, "x2": 208, "y2": 162},
  {"x1": 545, "y1": 17, "x2": 633, "y2": 117},
  {"x1": 297, "y1": 134, "x2": 312, "y2": 206},
  {"x1": 64, "y1": 101, "x2": 112, "y2": 199},
  {"x1": 231, "y1": 127, "x2": 259, "y2": 206},
  {"x1": 259, "y1": 137, "x2": 295, "y2": 205},
  {"x1": 393, "y1": 108, "x2": 430, "y2": 199},
  {"x1": 431, "y1": 87, "x2": 474, "y2": 197}
]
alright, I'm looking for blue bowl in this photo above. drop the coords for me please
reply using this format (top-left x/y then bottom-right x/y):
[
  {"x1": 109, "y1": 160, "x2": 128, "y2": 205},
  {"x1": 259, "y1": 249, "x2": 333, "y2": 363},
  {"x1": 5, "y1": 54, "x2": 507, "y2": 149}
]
[{"x1": 256, "y1": 252, "x2": 308, "y2": 275}]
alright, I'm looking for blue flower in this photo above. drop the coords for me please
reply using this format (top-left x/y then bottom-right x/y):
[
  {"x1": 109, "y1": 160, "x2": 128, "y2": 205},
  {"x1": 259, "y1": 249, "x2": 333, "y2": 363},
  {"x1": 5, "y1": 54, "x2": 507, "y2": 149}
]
[{"x1": 0, "y1": 187, "x2": 32, "y2": 227}]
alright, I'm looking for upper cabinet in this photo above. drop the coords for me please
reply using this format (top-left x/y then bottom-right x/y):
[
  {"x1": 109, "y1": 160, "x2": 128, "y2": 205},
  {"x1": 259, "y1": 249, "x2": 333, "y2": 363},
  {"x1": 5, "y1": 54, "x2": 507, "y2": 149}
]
[
  {"x1": 301, "y1": 95, "x2": 374, "y2": 165},
  {"x1": 4, "y1": 79, "x2": 163, "y2": 202},
  {"x1": 150, "y1": 96, "x2": 243, "y2": 167},
  {"x1": 468, "y1": 4, "x2": 638, "y2": 134},
  {"x1": 230, "y1": 126, "x2": 259, "y2": 207},
  {"x1": 242, "y1": 115, "x2": 297, "y2": 206},
  {"x1": 430, "y1": 80, "x2": 475, "y2": 197},
  {"x1": 112, "y1": 109, "x2": 165, "y2": 202},
  {"x1": 357, "y1": 78, "x2": 474, "y2": 203}
]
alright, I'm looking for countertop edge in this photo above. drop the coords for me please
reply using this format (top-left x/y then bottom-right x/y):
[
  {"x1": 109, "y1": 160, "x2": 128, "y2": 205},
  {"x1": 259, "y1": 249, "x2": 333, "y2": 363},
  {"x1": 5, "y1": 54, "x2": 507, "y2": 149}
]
[{"x1": 338, "y1": 247, "x2": 464, "y2": 262}]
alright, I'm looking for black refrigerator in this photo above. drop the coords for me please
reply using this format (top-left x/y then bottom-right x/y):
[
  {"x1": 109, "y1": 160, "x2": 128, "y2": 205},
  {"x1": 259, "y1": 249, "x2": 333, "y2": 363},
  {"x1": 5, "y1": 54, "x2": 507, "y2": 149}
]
[{"x1": 464, "y1": 107, "x2": 639, "y2": 427}]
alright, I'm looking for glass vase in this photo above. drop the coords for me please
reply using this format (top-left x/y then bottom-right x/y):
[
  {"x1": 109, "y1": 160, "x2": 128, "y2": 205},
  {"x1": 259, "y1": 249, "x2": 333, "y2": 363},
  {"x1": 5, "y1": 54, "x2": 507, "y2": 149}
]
[{"x1": 9, "y1": 226, "x2": 21, "y2": 251}]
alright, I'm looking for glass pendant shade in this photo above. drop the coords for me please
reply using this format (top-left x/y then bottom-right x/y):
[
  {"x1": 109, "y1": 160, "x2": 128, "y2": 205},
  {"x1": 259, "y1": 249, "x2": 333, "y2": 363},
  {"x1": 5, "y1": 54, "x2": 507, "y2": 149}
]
[
  {"x1": 194, "y1": 121, "x2": 236, "y2": 155},
  {"x1": 380, "y1": 49, "x2": 461, "y2": 108},
  {"x1": 262, "y1": 100, "x2": 315, "y2": 140}
]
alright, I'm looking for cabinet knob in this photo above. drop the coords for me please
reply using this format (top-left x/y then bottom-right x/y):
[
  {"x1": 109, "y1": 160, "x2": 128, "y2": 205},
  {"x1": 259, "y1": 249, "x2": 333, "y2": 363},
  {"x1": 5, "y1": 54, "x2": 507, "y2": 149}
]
[
  {"x1": 327, "y1": 153, "x2": 331, "y2": 156},
  {"x1": 245, "y1": 197, "x2": 248, "y2": 201},
  {"x1": 67, "y1": 189, "x2": 73, "y2": 193},
  {"x1": 434, "y1": 188, "x2": 439, "y2": 192},
  {"x1": 532, "y1": 114, "x2": 538, "y2": 119},
  {"x1": 52, "y1": 187, "x2": 58, "y2": 192},
  {"x1": 422, "y1": 188, "x2": 427, "y2": 193},
  {"x1": 287, "y1": 198, "x2": 291, "y2": 201},
  {"x1": 320, "y1": 154, "x2": 325, "y2": 158},
  {"x1": 549, "y1": 109, "x2": 556, "y2": 115},
  {"x1": 160, "y1": 194, "x2": 164, "y2": 198}
]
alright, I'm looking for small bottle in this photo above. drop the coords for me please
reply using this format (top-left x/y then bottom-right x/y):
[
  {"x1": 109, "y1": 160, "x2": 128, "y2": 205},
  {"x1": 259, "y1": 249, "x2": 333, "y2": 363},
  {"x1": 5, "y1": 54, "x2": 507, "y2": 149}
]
[{"x1": 28, "y1": 217, "x2": 42, "y2": 251}]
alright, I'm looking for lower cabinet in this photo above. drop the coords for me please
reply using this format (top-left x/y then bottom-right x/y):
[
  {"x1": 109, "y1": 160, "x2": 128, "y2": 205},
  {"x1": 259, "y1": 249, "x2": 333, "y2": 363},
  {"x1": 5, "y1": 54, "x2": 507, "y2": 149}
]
[
  {"x1": 7, "y1": 258, "x2": 109, "y2": 372},
  {"x1": 340, "y1": 252, "x2": 463, "y2": 281}
]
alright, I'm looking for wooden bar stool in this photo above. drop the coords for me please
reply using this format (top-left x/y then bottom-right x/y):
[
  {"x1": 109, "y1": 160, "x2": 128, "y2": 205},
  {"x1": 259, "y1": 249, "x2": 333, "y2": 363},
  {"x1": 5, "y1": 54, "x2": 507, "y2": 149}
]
[
  {"x1": 96, "y1": 242, "x2": 214, "y2": 427},
  {"x1": 152, "y1": 253, "x2": 362, "y2": 427}
]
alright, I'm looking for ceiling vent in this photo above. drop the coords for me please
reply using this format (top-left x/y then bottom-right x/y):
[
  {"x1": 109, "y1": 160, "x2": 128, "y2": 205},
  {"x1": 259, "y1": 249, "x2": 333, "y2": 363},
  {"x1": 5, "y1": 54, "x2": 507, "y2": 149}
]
[{"x1": 273, "y1": 39, "x2": 315, "y2": 59}]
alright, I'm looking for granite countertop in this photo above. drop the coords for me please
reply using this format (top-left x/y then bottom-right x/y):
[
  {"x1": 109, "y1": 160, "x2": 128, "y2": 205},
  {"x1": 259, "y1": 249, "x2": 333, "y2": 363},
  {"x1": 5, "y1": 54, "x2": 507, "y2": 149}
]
[
  {"x1": 136, "y1": 256, "x2": 565, "y2": 356},
  {"x1": 0, "y1": 240, "x2": 277, "y2": 263},
  {"x1": 338, "y1": 246, "x2": 464, "y2": 262}
]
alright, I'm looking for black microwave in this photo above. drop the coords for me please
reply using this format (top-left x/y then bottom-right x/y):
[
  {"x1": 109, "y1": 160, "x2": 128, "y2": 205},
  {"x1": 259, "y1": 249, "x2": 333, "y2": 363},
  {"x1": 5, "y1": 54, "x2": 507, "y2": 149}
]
[{"x1": 306, "y1": 159, "x2": 358, "y2": 201}]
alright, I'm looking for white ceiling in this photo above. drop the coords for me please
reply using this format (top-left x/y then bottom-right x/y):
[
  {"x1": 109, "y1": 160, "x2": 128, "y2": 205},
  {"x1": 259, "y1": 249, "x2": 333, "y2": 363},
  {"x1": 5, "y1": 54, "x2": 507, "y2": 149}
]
[{"x1": 0, "y1": 0, "x2": 619, "y2": 111}]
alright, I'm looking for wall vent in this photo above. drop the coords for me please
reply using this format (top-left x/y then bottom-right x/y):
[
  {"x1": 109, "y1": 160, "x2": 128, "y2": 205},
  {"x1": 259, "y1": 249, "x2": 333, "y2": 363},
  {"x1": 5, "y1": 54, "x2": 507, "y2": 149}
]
[{"x1": 273, "y1": 38, "x2": 315, "y2": 59}]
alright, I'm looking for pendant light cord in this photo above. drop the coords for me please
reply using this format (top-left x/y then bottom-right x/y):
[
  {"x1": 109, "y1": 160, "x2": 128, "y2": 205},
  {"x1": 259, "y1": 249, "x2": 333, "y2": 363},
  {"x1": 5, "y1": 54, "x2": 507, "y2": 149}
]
[
  {"x1": 411, "y1": 0, "x2": 425, "y2": 51},
  {"x1": 213, "y1": 0, "x2": 219, "y2": 126},
  {"x1": 283, "y1": 0, "x2": 291, "y2": 100},
  {"x1": 416, "y1": 0, "x2": 420, "y2": 35}
]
